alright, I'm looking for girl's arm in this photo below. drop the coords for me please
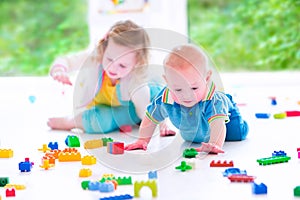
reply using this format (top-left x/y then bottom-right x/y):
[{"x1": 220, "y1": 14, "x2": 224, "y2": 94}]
[
  {"x1": 196, "y1": 118, "x2": 226, "y2": 153},
  {"x1": 125, "y1": 116, "x2": 157, "y2": 150},
  {"x1": 130, "y1": 85, "x2": 151, "y2": 119}
]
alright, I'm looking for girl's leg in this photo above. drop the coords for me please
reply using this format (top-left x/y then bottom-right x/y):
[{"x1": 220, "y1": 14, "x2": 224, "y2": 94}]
[
  {"x1": 82, "y1": 103, "x2": 140, "y2": 134},
  {"x1": 47, "y1": 113, "x2": 84, "y2": 130}
]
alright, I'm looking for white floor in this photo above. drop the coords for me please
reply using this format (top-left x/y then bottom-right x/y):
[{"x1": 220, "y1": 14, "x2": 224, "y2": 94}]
[{"x1": 1, "y1": 72, "x2": 300, "y2": 200}]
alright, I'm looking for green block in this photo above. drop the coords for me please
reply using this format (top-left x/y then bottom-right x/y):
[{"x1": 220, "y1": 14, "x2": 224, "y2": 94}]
[
  {"x1": 0, "y1": 177, "x2": 9, "y2": 187},
  {"x1": 67, "y1": 135, "x2": 80, "y2": 147},
  {"x1": 101, "y1": 137, "x2": 113, "y2": 146},
  {"x1": 183, "y1": 148, "x2": 198, "y2": 158}
]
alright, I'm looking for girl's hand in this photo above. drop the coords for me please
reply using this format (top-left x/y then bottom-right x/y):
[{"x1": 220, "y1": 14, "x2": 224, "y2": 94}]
[
  {"x1": 195, "y1": 142, "x2": 224, "y2": 154},
  {"x1": 50, "y1": 65, "x2": 72, "y2": 85},
  {"x1": 125, "y1": 140, "x2": 148, "y2": 151}
]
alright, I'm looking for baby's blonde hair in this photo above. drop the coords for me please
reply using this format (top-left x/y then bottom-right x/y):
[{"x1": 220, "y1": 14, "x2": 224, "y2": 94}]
[{"x1": 164, "y1": 43, "x2": 209, "y2": 75}]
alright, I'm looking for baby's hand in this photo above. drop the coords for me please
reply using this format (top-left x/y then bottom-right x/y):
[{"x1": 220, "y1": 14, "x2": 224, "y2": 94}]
[
  {"x1": 195, "y1": 142, "x2": 224, "y2": 154},
  {"x1": 159, "y1": 122, "x2": 176, "y2": 137},
  {"x1": 125, "y1": 140, "x2": 148, "y2": 151}
]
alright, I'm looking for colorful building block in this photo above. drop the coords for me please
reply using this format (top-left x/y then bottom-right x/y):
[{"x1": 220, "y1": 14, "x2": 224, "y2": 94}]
[
  {"x1": 102, "y1": 137, "x2": 114, "y2": 146},
  {"x1": 81, "y1": 155, "x2": 96, "y2": 165},
  {"x1": 38, "y1": 144, "x2": 51, "y2": 153},
  {"x1": 257, "y1": 156, "x2": 291, "y2": 165},
  {"x1": 252, "y1": 182, "x2": 267, "y2": 194},
  {"x1": 58, "y1": 152, "x2": 81, "y2": 162},
  {"x1": 115, "y1": 176, "x2": 132, "y2": 185},
  {"x1": 81, "y1": 181, "x2": 90, "y2": 190},
  {"x1": 39, "y1": 159, "x2": 55, "y2": 170},
  {"x1": 175, "y1": 161, "x2": 192, "y2": 172},
  {"x1": 286, "y1": 110, "x2": 300, "y2": 117},
  {"x1": 99, "y1": 182, "x2": 115, "y2": 192},
  {"x1": 134, "y1": 180, "x2": 157, "y2": 198},
  {"x1": 4, "y1": 184, "x2": 26, "y2": 190},
  {"x1": 255, "y1": 113, "x2": 271, "y2": 119},
  {"x1": 5, "y1": 188, "x2": 15, "y2": 197},
  {"x1": 107, "y1": 142, "x2": 124, "y2": 154},
  {"x1": 62, "y1": 147, "x2": 78, "y2": 153},
  {"x1": 99, "y1": 194, "x2": 133, "y2": 200},
  {"x1": 48, "y1": 142, "x2": 58, "y2": 150},
  {"x1": 19, "y1": 158, "x2": 34, "y2": 172},
  {"x1": 272, "y1": 150, "x2": 286, "y2": 157},
  {"x1": 65, "y1": 135, "x2": 80, "y2": 147},
  {"x1": 273, "y1": 112, "x2": 287, "y2": 119},
  {"x1": 0, "y1": 177, "x2": 9, "y2": 187},
  {"x1": 228, "y1": 174, "x2": 255, "y2": 182},
  {"x1": 88, "y1": 181, "x2": 100, "y2": 191},
  {"x1": 223, "y1": 168, "x2": 247, "y2": 177},
  {"x1": 210, "y1": 160, "x2": 234, "y2": 167},
  {"x1": 148, "y1": 171, "x2": 157, "y2": 179},
  {"x1": 79, "y1": 168, "x2": 92, "y2": 177},
  {"x1": 0, "y1": 149, "x2": 13, "y2": 158},
  {"x1": 183, "y1": 148, "x2": 198, "y2": 158},
  {"x1": 84, "y1": 139, "x2": 103, "y2": 149},
  {"x1": 294, "y1": 186, "x2": 300, "y2": 197}
]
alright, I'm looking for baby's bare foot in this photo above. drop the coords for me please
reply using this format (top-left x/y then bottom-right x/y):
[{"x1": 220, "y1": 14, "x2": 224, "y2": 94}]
[{"x1": 47, "y1": 117, "x2": 75, "y2": 130}]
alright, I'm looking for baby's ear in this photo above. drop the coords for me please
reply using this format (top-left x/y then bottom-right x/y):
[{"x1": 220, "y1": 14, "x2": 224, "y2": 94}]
[{"x1": 206, "y1": 70, "x2": 212, "y2": 82}]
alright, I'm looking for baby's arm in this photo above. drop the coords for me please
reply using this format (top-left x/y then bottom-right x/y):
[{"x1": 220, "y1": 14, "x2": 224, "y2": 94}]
[
  {"x1": 196, "y1": 118, "x2": 226, "y2": 153},
  {"x1": 125, "y1": 116, "x2": 157, "y2": 150}
]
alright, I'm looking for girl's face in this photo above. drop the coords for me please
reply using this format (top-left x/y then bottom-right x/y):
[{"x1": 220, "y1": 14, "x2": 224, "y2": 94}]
[
  {"x1": 102, "y1": 39, "x2": 137, "y2": 80},
  {"x1": 164, "y1": 65, "x2": 209, "y2": 108}
]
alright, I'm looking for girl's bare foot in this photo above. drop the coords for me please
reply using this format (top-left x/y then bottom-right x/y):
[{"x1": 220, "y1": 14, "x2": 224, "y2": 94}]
[{"x1": 47, "y1": 117, "x2": 76, "y2": 130}]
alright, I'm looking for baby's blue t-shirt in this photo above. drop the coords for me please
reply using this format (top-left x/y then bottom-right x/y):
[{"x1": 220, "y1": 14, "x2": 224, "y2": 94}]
[{"x1": 146, "y1": 82, "x2": 232, "y2": 143}]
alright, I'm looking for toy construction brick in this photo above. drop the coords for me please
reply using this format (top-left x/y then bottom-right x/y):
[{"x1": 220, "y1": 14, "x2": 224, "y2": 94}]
[
  {"x1": 102, "y1": 137, "x2": 114, "y2": 146},
  {"x1": 210, "y1": 160, "x2": 234, "y2": 167},
  {"x1": 134, "y1": 180, "x2": 157, "y2": 198},
  {"x1": 102, "y1": 174, "x2": 115, "y2": 179},
  {"x1": 39, "y1": 159, "x2": 55, "y2": 170},
  {"x1": 99, "y1": 194, "x2": 133, "y2": 200},
  {"x1": 228, "y1": 174, "x2": 256, "y2": 183},
  {"x1": 257, "y1": 156, "x2": 291, "y2": 165},
  {"x1": 223, "y1": 168, "x2": 247, "y2": 177},
  {"x1": 65, "y1": 135, "x2": 80, "y2": 147},
  {"x1": 286, "y1": 110, "x2": 300, "y2": 117},
  {"x1": 5, "y1": 188, "x2": 15, "y2": 197},
  {"x1": 273, "y1": 112, "x2": 287, "y2": 119},
  {"x1": 0, "y1": 177, "x2": 9, "y2": 187},
  {"x1": 19, "y1": 160, "x2": 34, "y2": 172},
  {"x1": 294, "y1": 186, "x2": 300, "y2": 197},
  {"x1": 115, "y1": 176, "x2": 132, "y2": 185},
  {"x1": 148, "y1": 171, "x2": 158, "y2": 179},
  {"x1": 99, "y1": 182, "x2": 115, "y2": 192},
  {"x1": 48, "y1": 142, "x2": 58, "y2": 150},
  {"x1": 38, "y1": 144, "x2": 51, "y2": 153},
  {"x1": 79, "y1": 168, "x2": 92, "y2": 177},
  {"x1": 0, "y1": 149, "x2": 13, "y2": 158},
  {"x1": 252, "y1": 182, "x2": 267, "y2": 195},
  {"x1": 81, "y1": 181, "x2": 90, "y2": 190},
  {"x1": 88, "y1": 181, "x2": 100, "y2": 191},
  {"x1": 45, "y1": 149, "x2": 61, "y2": 159},
  {"x1": 58, "y1": 152, "x2": 81, "y2": 162},
  {"x1": 272, "y1": 150, "x2": 287, "y2": 157},
  {"x1": 175, "y1": 161, "x2": 192, "y2": 172},
  {"x1": 62, "y1": 147, "x2": 78, "y2": 153},
  {"x1": 81, "y1": 155, "x2": 96, "y2": 165},
  {"x1": 84, "y1": 139, "x2": 103, "y2": 149},
  {"x1": 183, "y1": 148, "x2": 198, "y2": 158},
  {"x1": 255, "y1": 113, "x2": 271, "y2": 119},
  {"x1": 4, "y1": 184, "x2": 26, "y2": 190},
  {"x1": 107, "y1": 142, "x2": 124, "y2": 154}
]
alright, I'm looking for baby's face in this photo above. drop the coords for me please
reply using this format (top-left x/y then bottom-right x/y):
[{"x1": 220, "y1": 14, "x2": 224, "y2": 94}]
[{"x1": 165, "y1": 64, "x2": 209, "y2": 107}]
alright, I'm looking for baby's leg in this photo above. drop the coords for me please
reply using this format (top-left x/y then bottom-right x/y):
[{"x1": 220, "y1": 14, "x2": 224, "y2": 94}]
[
  {"x1": 225, "y1": 115, "x2": 249, "y2": 141},
  {"x1": 47, "y1": 114, "x2": 83, "y2": 131}
]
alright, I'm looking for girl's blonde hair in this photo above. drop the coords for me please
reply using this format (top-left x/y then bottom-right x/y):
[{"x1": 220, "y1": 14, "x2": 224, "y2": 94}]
[{"x1": 97, "y1": 20, "x2": 150, "y2": 95}]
